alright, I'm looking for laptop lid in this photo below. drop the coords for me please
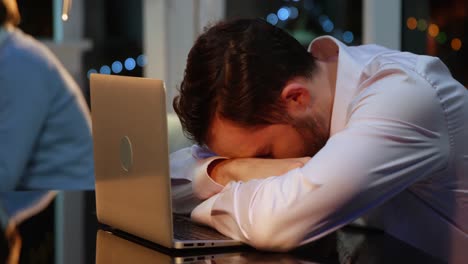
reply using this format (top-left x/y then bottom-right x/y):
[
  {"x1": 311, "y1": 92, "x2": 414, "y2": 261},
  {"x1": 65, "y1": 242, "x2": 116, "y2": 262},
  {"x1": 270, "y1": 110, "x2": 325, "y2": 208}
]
[{"x1": 91, "y1": 74, "x2": 174, "y2": 248}]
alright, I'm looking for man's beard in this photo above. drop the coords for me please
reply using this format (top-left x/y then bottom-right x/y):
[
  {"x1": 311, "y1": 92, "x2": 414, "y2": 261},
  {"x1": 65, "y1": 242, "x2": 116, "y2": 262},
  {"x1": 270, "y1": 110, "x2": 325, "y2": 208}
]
[{"x1": 292, "y1": 113, "x2": 329, "y2": 157}]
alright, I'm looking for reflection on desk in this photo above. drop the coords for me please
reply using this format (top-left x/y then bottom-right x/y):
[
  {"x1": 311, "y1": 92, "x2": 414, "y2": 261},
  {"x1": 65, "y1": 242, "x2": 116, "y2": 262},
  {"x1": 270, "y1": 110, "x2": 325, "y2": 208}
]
[
  {"x1": 96, "y1": 226, "x2": 444, "y2": 264},
  {"x1": 1, "y1": 191, "x2": 447, "y2": 263},
  {"x1": 96, "y1": 229, "x2": 316, "y2": 264}
]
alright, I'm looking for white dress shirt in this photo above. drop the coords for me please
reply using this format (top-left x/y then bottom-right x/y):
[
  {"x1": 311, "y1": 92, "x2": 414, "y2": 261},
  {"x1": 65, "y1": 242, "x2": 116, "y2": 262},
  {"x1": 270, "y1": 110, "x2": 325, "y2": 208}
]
[{"x1": 170, "y1": 36, "x2": 468, "y2": 263}]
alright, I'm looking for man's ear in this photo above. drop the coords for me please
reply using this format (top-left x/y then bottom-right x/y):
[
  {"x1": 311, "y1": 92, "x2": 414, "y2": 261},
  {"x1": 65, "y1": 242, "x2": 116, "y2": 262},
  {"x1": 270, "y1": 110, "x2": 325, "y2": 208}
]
[{"x1": 280, "y1": 81, "x2": 311, "y2": 113}]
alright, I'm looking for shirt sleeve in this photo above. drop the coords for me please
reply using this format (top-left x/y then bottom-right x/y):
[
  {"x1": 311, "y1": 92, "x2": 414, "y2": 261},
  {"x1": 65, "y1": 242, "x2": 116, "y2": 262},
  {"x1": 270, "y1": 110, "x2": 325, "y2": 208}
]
[
  {"x1": 190, "y1": 70, "x2": 450, "y2": 251},
  {"x1": 0, "y1": 64, "x2": 50, "y2": 190},
  {"x1": 170, "y1": 145, "x2": 225, "y2": 214}
]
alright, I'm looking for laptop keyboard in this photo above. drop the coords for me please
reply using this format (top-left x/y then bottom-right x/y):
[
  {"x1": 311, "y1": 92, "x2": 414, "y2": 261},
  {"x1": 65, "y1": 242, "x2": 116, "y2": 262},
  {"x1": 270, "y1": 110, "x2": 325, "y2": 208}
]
[{"x1": 173, "y1": 214, "x2": 233, "y2": 241}]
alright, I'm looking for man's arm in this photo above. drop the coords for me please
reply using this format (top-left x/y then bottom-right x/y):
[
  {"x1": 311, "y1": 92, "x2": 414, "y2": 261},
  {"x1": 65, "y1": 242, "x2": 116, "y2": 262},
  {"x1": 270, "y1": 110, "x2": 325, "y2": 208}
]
[
  {"x1": 209, "y1": 157, "x2": 311, "y2": 186},
  {"x1": 170, "y1": 146, "x2": 223, "y2": 214},
  {"x1": 170, "y1": 146, "x2": 310, "y2": 213},
  {"x1": 190, "y1": 72, "x2": 449, "y2": 251},
  {"x1": 0, "y1": 65, "x2": 49, "y2": 190}
]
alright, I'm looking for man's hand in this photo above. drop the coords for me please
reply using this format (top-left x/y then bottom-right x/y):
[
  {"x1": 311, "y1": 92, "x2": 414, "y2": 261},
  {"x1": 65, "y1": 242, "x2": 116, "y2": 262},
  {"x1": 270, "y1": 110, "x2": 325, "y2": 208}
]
[{"x1": 208, "y1": 157, "x2": 311, "y2": 186}]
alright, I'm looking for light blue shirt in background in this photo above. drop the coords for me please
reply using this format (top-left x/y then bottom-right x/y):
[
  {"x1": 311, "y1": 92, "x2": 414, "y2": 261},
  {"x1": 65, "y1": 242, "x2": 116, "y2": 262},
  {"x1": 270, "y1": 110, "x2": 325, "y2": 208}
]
[{"x1": 0, "y1": 27, "x2": 94, "y2": 190}]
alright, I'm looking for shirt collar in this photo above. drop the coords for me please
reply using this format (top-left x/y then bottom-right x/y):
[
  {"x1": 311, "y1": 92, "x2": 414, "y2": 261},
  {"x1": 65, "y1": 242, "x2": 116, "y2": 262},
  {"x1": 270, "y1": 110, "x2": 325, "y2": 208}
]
[{"x1": 308, "y1": 36, "x2": 365, "y2": 136}]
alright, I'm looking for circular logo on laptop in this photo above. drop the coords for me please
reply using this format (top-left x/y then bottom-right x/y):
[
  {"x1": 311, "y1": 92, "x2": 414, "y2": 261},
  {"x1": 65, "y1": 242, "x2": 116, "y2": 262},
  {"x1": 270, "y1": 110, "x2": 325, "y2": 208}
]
[{"x1": 120, "y1": 136, "x2": 133, "y2": 172}]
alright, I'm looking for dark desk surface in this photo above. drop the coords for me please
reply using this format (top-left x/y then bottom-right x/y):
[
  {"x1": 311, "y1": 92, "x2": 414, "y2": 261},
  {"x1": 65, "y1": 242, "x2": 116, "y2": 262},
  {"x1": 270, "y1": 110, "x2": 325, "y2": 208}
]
[
  {"x1": 95, "y1": 225, "x2": 445, "y2": 264},
  {"x1": 2, "y1": 192, "x2": 445, "y2": 264}
]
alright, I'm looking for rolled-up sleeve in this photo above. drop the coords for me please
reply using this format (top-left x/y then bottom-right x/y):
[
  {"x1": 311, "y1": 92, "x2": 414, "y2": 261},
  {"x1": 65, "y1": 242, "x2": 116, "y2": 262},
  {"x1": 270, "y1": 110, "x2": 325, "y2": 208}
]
[{"x1": 191, "y1": 71, "x2": 450, "y2": 251}]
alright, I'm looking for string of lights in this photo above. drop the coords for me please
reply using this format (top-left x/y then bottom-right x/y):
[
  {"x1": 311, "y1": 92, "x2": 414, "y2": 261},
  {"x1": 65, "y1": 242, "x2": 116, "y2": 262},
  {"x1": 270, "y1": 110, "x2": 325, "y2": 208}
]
[
  {"x1": 265, "y1": 1, "x2": 355, "y2": 44},
  {"x1": 86, "y1": 54, "x2": 147, "y2": 79},
  {"x1": 87, "y1": 5, "x2": 462, "y2": 79},
  {"x1": 406, "y1": 17, "x2": 462, "y2": 51}
]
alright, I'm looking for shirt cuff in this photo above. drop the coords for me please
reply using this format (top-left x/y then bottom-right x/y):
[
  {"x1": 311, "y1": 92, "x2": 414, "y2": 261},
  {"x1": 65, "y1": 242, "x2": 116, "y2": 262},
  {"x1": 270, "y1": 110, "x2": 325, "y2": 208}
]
[
  {"x1": 191, "y1": 193, "x2": 219, "y2": 226},
  {"x1": 192, "y1": 156, "x2": 226, "y2": 200}
]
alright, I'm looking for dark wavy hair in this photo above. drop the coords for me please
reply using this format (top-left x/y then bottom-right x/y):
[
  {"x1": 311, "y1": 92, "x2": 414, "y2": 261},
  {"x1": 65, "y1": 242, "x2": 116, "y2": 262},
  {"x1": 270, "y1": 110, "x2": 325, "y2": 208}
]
[
  {"x1": 173, "y1": 18, "x2": 317, "y2": 146},
  {"x1": 0, "y1": 0, "x2": 21, "y2": 26}
]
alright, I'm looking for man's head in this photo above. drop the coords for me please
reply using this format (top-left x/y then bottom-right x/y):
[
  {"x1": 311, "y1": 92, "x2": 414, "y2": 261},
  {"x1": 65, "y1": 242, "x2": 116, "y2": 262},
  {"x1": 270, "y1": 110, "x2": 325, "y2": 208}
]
[
  {"x1": 174, "y1": 19, "x2": 330, "y2": 158},
  {"x1": 0, "y1": 0, "x2": 20, "y2": 27}
]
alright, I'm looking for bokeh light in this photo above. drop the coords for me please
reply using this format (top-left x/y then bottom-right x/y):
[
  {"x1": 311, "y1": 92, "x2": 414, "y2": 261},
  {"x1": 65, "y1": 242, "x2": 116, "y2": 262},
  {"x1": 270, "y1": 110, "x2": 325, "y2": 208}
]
[
  {"x1": 99, "y1": 65, "x2": 111, "y2": 75},
  {"x1": 451, "y1": 38, "x2": 462, "y2": 51},
  {"x1": 436, "y1": 32, "x2": 447, "y2": 44},
  {"x1": 318, "y1": 15, "x2": 328, "y2": 26},
  {"x1": 124, "y1": 58, "x2": 136, "y2": 71},
  {"x1": 87, "y1": 69, "x2": 97, "y2": 79},
  {"x1": 277, "y1": 7, "x2": 290, "y2": 21},
  {"x1": 111, "y1": 61, "x2": 123, "y2": 74},
  {"x1": 428, "y1": 24, "x2": 439, "y2": 37},
  {"x1": 266, "y1": 13, "x2": 279, "y2": 25},
  {"x1": 322, "y1": 19, "x2": 334, "y2": 33},
  {"x1": 343, "y1": 31, "x2": 354, "y2": 43},
  {"x1": 137, "y1": 55, "x2": 147, "y2": 67},
  {"x1": 289, "y1": 7, "x2": 299, "y2": 19},
  {"x1": 417, "y1": 19, "x2": 428, "y2": 31},
  {"x1": 406, "y1": 17, "x2": 417, "y2": 30}
]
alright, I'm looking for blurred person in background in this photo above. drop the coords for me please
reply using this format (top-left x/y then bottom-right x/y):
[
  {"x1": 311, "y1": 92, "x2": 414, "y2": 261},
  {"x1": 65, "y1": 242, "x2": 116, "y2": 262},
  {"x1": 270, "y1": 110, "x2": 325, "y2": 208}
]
[
  {"x1": 0, "y1": 216, "x2": 21, "y2": 264},
  {"x1": 0, "y1": 0, "x2": 94, "y2": 190}
]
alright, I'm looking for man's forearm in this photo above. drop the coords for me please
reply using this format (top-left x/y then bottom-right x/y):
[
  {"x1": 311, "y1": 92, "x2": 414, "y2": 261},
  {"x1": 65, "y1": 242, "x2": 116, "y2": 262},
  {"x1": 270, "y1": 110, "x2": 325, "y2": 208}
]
[{"x1": 207, "y1": 157, "x2": 311, "y2": 186}]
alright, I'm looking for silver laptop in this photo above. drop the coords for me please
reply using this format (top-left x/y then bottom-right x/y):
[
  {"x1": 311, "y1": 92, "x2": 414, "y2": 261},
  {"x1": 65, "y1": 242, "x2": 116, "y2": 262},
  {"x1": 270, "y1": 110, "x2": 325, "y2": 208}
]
[
  {"x1": 90, "y1": 74, "x2": 241, "y2": 249},
  {"x1": 96, "y1": 229, "x2": 242, "y2": 264}
]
